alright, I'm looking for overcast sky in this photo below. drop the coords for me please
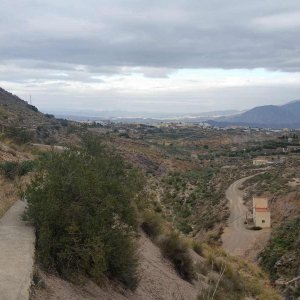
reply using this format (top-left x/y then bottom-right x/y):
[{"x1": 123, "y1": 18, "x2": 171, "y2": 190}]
[{"x1": 1, "y1": 0, "x2": 300, "y2": 115}]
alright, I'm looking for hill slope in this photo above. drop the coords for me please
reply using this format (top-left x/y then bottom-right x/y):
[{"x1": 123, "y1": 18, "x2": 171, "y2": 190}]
[
  {"x1": 0, "y1": 87, "x2": 57, "y2": 128},
  {"x1": 0, "y1": 87, "x2": 75, "y2": 144},
  {"x1": 281, "y1": 100, "x2": 300, "y2": 116},
  {"x1": 208, "y1": 100, "x2": 300, "y2": 129}
]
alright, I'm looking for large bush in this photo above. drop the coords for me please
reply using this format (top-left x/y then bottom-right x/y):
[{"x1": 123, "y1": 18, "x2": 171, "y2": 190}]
[{"x1": 25, "y1": 136, "x2": 144, "y2": 289}]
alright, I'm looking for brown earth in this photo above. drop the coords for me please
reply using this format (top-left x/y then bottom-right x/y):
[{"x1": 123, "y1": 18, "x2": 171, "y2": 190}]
[{"x1": 31, "y1": 233, "x2": 203, "y2": 300}]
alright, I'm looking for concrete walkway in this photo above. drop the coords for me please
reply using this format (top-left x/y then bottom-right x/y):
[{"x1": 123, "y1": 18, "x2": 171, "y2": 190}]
[{"x1": 0, "y1": 200, "x2": 35, "y2": 299}]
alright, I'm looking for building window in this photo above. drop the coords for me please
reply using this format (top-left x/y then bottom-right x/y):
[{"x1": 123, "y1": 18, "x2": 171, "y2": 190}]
[{"x1": 262, "y1": 220, "x2": 265, "y2": 223}]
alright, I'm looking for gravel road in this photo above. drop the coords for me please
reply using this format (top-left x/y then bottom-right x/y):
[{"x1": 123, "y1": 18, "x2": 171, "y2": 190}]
[{"x1": 221, "y1": 175, "x2": 270, "y2": 258}]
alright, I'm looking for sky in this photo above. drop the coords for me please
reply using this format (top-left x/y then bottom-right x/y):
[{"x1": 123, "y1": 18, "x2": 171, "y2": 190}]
[{"x1": 0, "y1": 0, "x2": 300, "y2": 115}]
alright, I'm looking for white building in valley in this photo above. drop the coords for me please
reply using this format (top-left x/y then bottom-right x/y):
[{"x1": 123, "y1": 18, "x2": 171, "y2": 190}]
[{"x1": 252, "y1": 196, "x2": 271, "y2": 228}]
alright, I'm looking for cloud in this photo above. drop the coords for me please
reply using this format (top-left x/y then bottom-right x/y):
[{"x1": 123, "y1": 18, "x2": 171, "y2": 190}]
[
  {"x1": 252, "y1": 12, "x2": 300, "y2": 31},
  {"x1": 1, "y1": 0, "x2": 300, "y2": 71},
  {"x1": 0, "y1": 0, "x2": 300, "y2": 113}
]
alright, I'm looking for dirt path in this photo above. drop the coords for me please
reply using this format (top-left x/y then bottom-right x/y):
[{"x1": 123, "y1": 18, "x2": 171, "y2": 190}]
[
  {"x1": 221, "y1": 175, "x2": 270, "y2": 259},
  {"x1": 0, "y1": 200, "x2": 35, "y2": 299}
]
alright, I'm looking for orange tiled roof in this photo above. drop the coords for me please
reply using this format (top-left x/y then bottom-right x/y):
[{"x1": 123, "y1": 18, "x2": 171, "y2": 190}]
[{"x1": 255, "y1": 207, "x2": 270, "y2": 212}]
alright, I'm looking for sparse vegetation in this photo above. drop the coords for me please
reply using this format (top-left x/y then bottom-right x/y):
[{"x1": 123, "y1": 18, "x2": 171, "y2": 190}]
[
  {"x1": 27, "y1": 104, "x2": 39, "y2": 112},
  {"x1": 198, "y1": 246, "x2": 281, "y2": 300},
  {"x1": 0, "y1": 160, "x2": 36, "y2": 180},
  {"x1": 192, "y1": 240, "x2": 203, "y2": 256},
  {"x1": 161, "y1": 167, "x2": 235, "y2": 240},
  {"x1": 243, "y1": 169, "x2": 291, "y2": 196},
  {"x1": 261, "y1": 217, "x2": 300, "y2": 282},
  {"x1": 140, "y1": 208, "x2": 198, "y2": 282},
  {"x1": 159, "y1": 232, "x2": 195, "y2": 282},
  {"x1": 0, "y1": 86, "x2": 291, "y2": 299},
  {"x1": 4, "y1": 126, "x2": 34, "y2": 144},
  {"x1": 141, "y1": 211, "x2": 163, "y2": 239},
  {"x1": 44, "y1": 113, "x2": 54, "y2": 119}
]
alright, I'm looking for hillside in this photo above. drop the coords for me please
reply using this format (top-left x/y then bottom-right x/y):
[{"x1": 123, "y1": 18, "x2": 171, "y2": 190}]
[
  {"x1": 282, "y1": 100, "x2": 300, "y2": 116},
  {"x1": 241, "y1": 159, "x2": 300, "y2": 298},
  {"x1": 208, "y1": 100, "x2": 300, "y2": 129},
  {"x1": 0, "y1": 87, "x2": 286, "y2": 299},
  {"x1": 26, "y1": 132, "x2": 281, "y2": 300},
  {"x1": 0, "y1": 87, "x2": 82, "y2": 145},
  {"x1": 31, "y1": 233, "x2": 280, "y2": 300},
  {"x1": 0, "y1": 88, "x2": 56, "y2": 128},
  {"x1": 31, "y1": 233, "x2": 200, "y2": 300}
]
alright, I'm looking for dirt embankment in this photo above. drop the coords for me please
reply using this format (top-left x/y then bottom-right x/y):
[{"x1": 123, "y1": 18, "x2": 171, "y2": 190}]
[{"x1": 31, "y1": 233, "x2": 202, "y2": 300}]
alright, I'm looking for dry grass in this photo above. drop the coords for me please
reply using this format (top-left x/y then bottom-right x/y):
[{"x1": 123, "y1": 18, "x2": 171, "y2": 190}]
[
  {"x1": 199, "y1": 245, "x2": 281, "y2": 300},
  {"x1": 0, "y1": 176, "x2": 19, "y2": 216},
  {"x1": 0, "y1": 175, "x2": 30, "y2": 217},
  {"x1": 0, "y1": 141, "x2": 35, "y2": 217}
]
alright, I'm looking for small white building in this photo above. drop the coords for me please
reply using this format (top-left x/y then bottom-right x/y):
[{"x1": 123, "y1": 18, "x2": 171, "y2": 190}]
[
  {"x1": 253, "y1": 157, "x2": 269, "y2": 166},
  {"x1": 253, "y1": 196, "x2": 271, "y2": 228}
]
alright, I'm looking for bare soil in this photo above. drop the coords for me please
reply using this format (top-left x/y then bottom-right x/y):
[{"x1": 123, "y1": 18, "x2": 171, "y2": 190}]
[{"x1": 31, "y1": 233, "x2": 202, "y2": 300}]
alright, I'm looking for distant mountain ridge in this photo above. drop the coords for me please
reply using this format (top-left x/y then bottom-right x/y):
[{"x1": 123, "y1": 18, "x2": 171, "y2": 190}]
[
  {"x1": 52, "y1": 109, "x2": 239, "y2": 121},
  {"x1": 1, "y1": 85, "x2": 299, "y2": 129},
  {"x1": 208, "y1": 100, "x2": 300, "y2": 129}
]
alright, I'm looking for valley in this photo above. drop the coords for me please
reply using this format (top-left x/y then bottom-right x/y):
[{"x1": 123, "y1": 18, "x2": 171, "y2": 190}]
[
  {"x1": 87, "y1": 120, "x2": 300, "y2": 298},
  {"x1": 0, "y1": 87, "x2": 299, "y2": 299},
  {"x1": 1, "y1": 1, "x2": 300, "y2": 299}
]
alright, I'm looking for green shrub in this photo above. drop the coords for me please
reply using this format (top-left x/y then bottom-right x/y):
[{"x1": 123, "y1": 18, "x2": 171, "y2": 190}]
[
  {"x1": 44, "y1": 114, "x2": 54, "y2": 118},
  {"x1": 27, "y1": 104, "x2": 39, "y2": 112},
  {"x1": 177, "y1": 220, "x2": 193, "y2": 234},
  {"x1": 192, "y1": 241, "x2": 203, "y2": 256},
  {"x1": 0, "y1": 161, "x2": 19, "y2": 179},
  {"x1": 205, "y1": 254, "x2": 244, "y2": 296},
  {"x1": 141, "y1": 211, "x2": 162, "y2": 239},
  {"x1": 5, "y1": 126, "x2": 33, "y2": 144},
  {"x1": 24, "y1": 136, "x2": 144, "y2": 289},
  {"x1": 0, "y1": 160, "x2": 36, "y2": 179},
  {"x1": 18, "y1": 160, "x2": 36, "y2": 176},
  {"x1": 57, "y1": 118, "x2": 69, "y2": 127},
  {"x1": 159, "y1": 233, "x2": 195, "y2": 282},
  {"x1": 260, "y1": 217, "x2": 300, "y2": 281}
]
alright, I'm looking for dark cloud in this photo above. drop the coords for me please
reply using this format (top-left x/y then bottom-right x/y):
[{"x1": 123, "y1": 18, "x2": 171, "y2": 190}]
[
  {"x1": 0, "y1": 0, "x2": 300, "y2": 113},
  {"x1": 1, "y1": 0, "x2": 300, "y2": 71}
]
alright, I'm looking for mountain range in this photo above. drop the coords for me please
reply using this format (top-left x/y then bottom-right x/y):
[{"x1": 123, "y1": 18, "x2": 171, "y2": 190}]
[
  {"x1": 1, "y1": 86, "x2": 300, "y2": 129},
  {"x1": 54, "y1": 101, "x2": 300, "y2": 129},
  {"x1": 208, "y1": 100, "x2": 300, "y2": 129},
  {"x1": 52, "y1": 109, "x2": 239, "y2": 122}
]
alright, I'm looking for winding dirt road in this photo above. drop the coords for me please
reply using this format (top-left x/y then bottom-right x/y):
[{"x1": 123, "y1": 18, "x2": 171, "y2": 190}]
[{"x1": 221, "y1": 175, "x2": 270, "y2": 259}]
